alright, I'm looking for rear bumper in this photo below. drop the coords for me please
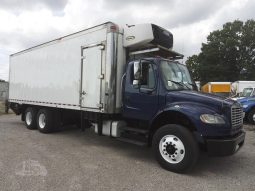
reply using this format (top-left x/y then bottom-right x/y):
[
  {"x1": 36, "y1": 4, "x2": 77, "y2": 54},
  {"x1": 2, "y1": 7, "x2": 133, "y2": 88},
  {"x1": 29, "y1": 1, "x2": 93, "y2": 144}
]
[{"x1": 206, "y1": 131, "x2": 245, "y2": 156}]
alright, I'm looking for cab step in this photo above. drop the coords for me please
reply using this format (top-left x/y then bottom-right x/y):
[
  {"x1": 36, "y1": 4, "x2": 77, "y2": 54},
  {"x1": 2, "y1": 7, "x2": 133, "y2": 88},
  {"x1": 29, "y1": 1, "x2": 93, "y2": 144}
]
[
  {"x1": 116, "y1": 137, "x2": 147, "y2": 146},
  {"x1": 120, "y1": 126, "x2": 148, "y2": 134}
]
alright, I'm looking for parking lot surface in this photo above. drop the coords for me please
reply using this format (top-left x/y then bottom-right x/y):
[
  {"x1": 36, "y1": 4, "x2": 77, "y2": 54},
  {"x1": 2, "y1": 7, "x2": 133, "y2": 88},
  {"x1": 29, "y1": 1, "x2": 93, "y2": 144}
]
[{"x1": 0, "y1": 114, "x2": 255, "y2": 191}]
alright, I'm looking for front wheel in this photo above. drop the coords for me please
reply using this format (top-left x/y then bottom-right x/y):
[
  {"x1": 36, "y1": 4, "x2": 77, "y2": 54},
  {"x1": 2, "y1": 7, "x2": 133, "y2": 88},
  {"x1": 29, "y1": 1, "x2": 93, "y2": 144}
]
[{"x1": 152, "y1": 124, "x2": 199, "y2": 173}]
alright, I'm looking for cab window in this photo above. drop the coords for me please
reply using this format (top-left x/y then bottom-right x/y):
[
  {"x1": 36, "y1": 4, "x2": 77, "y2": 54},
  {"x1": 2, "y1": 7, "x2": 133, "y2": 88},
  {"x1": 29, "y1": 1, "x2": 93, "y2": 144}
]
[{"x1": 131, "y1": 61, "x2": 156, "y2": 89}]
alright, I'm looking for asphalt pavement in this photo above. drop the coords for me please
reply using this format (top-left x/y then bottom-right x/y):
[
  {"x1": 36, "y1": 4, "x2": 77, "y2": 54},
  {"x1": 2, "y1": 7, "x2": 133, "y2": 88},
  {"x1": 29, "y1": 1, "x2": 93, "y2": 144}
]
[{"x1": 0, "y1": 114, "x2": 255, "y2": 191}]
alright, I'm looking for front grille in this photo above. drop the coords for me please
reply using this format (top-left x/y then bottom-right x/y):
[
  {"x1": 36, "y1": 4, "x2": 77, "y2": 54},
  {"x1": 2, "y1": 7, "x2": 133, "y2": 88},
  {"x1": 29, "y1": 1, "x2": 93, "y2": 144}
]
[{"x1": 231, "y1": 104, "x2": 243, "y2": 128}]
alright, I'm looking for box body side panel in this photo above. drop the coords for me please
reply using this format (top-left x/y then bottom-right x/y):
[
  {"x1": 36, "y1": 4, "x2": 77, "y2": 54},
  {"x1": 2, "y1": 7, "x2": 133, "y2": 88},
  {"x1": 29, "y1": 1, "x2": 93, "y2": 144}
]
[{"x1": 9, "y1": 27, "x2": 107, "y2": 109}]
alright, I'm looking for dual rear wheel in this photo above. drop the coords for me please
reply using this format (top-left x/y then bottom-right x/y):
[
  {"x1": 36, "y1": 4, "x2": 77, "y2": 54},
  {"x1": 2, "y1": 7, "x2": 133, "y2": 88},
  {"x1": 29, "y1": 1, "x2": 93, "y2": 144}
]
[
  {"x1": 24, "y1": 107, "x2": 56, "y2": 133},
  {"x1": 24, "y1": 107, "x2": 37, "y2": 130}
]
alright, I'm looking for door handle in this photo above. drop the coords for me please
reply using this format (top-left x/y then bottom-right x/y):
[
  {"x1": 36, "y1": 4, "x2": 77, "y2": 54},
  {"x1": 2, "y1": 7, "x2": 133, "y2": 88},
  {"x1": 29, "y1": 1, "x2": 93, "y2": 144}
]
[{"x1": 81, "y1": 91, "x2": 86, "y2": 95}]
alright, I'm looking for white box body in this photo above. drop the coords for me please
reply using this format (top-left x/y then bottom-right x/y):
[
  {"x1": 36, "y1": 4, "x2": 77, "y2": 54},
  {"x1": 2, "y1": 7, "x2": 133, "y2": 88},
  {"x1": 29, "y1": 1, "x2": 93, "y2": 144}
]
[
  {"x1": 9, "y1": 22, "x2": 126, "y2": 113},
  {"x1": 8, "y1": 22, "x2": 177, "y2": 114},
  {"x1": 231, "y1": 81, "x2": 255, "y2": 96}
]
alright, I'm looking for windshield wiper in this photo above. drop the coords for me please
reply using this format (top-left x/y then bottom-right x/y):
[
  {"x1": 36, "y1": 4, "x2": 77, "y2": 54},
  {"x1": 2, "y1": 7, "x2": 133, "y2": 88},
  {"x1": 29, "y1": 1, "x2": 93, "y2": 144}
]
[
  {"x1": 187, "y1": 82, "x2": 197, "y2": 90},
  {"x1": 169, "y1": 80, "x2": 191, "y2": 90}
]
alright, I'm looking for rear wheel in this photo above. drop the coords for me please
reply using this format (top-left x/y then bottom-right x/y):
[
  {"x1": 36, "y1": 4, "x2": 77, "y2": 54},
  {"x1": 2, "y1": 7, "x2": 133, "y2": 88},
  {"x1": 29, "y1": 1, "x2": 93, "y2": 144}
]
[
  {"x1": 37, "y1": 108, "x2": 55, "y2": 133},
  {"x1": 247, "y1": 109, "x2": 255, "y2": 125},
  {"x1": 152, "y1": 124, "x2": 199, "y2": 173},
  {"x1": 24, "y1": 107, "x2": 37, "y2": 130}
]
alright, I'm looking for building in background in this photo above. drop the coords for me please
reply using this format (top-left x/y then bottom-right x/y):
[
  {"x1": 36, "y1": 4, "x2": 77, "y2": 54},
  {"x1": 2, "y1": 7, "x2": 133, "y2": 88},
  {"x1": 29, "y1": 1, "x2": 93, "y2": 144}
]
[{"x1": 0, "y1": 81, "x2": 8, "y2": 101}]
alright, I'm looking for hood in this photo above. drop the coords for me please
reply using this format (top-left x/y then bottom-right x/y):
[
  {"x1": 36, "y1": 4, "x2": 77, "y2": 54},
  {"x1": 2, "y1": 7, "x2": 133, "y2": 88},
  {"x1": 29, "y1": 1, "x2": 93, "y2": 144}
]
[
  {"x1": 237, "y1": 96, "x2": 255, "y2": 104},
  {"x1": 232, "y1": 97, "x2": 245, "y2": 101},
  {"x1": 237, "y1": 97, "x2": 248, "y2": 103},
  {"x1": 166, "y1": 90, "x2": 235, "y2": 111}
]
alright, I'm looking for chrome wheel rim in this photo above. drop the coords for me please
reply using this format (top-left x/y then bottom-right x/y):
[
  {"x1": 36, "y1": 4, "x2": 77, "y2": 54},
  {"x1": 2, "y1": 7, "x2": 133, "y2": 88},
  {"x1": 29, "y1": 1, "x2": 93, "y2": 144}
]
[
  {"x1": 25, "y1": 112, "x2": 32, "y2": 126},
  {"x1": 38, "y1": 113, "x2": 46, "y2": 129},
  {"x1": 159, "y1": 135, "x2": 185, "y2": 164},
  {"x1": 253, "y1": 113, "x2": 255, "y2": 122}
]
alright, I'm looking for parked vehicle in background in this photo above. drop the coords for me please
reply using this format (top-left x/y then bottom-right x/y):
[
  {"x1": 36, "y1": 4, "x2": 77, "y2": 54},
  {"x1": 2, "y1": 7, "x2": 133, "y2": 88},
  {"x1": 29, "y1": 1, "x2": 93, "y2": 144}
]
[
  {"x1": 236, "y1": 87, "x2": 255, "y2": 124},
  {"x1": 231, "y1": 81, "x2": 255, "y2": 98},
  {"x1": 238, "y1": 87, "x2": 255, "y2": 98},
  {"x1": 8, "y1": 22, "x2": 245, "y2": 173},
  {"x1": 201, "y1": 82, "x2": 231, "y2": 97}
]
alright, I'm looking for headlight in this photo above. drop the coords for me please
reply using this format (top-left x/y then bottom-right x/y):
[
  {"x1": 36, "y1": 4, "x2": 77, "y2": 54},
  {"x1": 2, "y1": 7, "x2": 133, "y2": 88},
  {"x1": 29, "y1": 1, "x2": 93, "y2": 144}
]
[
  {"x1": 200, "y1": 114, "x2": 225, "y2": 124},
  {"x1": 242, "y1": 104, "x2": 248, "y2": 108}
]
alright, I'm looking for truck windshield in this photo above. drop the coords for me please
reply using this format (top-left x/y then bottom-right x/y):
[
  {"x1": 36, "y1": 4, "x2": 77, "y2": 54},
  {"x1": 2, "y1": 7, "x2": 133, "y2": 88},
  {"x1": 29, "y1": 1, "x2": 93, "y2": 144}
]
[
  {"x1": 241, "y1": 88, "x2": 253, "y2": 97},
  {"x1": 160, "y1": 60, "x2": 193, "y2": 90}
]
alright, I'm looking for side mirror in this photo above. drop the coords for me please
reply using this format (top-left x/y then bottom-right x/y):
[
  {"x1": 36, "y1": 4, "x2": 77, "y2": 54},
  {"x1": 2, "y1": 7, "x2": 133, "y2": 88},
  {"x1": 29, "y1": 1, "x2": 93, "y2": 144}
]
[
  {"x1": 132, "y1": 79, "x2": 139, "y2": 89},
  {"x1": 133, "y1": 61, "x2": 141, "y2": 89},
  {"x1": 133, "y1": 61, "x2": 140, "y2": 79},
  {"x1": 132, "y1": 79, "x2": 139, "y2": 85}
]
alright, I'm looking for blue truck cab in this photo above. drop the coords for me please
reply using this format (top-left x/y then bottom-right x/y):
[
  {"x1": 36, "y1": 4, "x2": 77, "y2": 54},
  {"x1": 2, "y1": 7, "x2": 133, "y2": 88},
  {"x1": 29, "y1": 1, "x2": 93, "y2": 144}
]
[{"x1": 121, "y1": 57, "x2": 245, "y2": 172}]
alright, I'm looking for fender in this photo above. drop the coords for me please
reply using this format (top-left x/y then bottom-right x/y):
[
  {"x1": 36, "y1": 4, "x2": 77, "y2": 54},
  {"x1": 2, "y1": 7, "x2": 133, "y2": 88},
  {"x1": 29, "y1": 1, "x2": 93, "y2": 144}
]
[{"x1": 150, "y1": 101, "x2": 231, "y2": 137}]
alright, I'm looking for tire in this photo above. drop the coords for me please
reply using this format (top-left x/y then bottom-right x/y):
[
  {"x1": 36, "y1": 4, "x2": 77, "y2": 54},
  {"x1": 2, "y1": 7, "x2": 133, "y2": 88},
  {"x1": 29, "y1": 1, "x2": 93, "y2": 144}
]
[
  {"x1": 247, "y1": 109, "x2": 255, "y2": 125},
  {"x1": 152, "y1": 124, "x2": 199, "y2": 173},
  {"x1": 24, "y1": 107, "x2": 37, "y2": 130},
  {"x1": 37, "y1": 108, "x2": 55, "y2": 133}
]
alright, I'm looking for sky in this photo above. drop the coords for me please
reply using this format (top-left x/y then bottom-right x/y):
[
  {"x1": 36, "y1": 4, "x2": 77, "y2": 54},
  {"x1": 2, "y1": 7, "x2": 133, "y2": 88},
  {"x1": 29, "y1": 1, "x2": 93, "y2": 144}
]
[{"x1": 0, "y1": 0, "x2": 254, "y2": 81}]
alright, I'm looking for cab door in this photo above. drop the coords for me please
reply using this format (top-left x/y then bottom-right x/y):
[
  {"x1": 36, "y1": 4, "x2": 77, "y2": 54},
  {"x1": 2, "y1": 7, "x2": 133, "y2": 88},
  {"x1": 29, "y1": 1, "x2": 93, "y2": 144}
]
[{"x1": 123, "y1": 60, "x2": 158, "y2": 120}]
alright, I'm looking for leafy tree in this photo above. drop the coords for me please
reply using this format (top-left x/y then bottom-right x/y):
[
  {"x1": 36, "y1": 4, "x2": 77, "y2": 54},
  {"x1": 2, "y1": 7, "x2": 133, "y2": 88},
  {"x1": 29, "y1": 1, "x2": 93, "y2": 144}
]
[
  {"x1": 186, "y1": 20, "x2": 255, "y2": 85},
  {"x1": 186, "y1": 55, "x2": 200, "y2": 81}
]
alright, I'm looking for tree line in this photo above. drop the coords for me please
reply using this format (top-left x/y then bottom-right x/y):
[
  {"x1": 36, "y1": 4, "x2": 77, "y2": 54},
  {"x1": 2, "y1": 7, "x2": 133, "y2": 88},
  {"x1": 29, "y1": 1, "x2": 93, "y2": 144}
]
[{"x1": 186, "y1": 19, "x2": 255, "y2": 86}]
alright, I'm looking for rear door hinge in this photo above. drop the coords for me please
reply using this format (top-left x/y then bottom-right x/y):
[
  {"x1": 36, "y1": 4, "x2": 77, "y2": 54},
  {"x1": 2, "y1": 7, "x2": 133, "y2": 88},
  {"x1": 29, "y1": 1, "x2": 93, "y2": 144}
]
[
  {"x1": 99, "y1": 45, "x2": 105, "y2": 50},
  {"x1": 98, "y1": 74, "x2": 104, "y2": 79},
  {"x1": 97, "y1": 103, "x2": 103, "y2": 108}
]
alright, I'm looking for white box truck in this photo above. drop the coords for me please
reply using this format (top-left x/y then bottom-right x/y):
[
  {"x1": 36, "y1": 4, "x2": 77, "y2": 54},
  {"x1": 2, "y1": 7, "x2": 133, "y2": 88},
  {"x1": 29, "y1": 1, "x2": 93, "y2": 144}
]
[
  {"x1": 8, "y1": 22, "x2": 245, "y2": 173},
  {"x1": 231, "y1": 81, "x2": 255, "y2": 98}
]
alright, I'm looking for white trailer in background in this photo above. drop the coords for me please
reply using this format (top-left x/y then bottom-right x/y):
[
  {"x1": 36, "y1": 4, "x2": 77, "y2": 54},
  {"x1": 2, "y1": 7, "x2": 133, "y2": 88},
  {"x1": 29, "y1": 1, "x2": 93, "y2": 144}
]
[{"x1": 231, "y1": 81, "x2": 255, "y2": 98}]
